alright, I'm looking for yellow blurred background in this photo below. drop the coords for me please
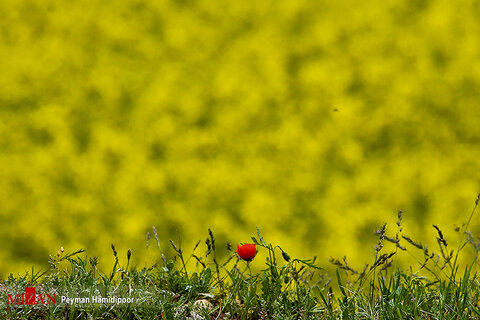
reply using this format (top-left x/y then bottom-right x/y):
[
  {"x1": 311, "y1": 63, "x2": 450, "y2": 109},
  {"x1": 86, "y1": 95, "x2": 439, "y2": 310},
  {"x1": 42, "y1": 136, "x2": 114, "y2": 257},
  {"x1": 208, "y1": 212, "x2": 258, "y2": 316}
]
[{"x1": 1, "y1": 0, "x2": 480, "y2": 277}]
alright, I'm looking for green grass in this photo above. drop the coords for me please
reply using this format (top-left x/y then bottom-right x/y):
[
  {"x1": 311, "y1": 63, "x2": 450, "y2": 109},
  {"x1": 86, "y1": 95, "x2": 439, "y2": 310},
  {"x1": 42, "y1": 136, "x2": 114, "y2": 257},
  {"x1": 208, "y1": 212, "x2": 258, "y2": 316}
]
[{"x1": 1, "y1": 194, "x2": 480, "y2": 319}]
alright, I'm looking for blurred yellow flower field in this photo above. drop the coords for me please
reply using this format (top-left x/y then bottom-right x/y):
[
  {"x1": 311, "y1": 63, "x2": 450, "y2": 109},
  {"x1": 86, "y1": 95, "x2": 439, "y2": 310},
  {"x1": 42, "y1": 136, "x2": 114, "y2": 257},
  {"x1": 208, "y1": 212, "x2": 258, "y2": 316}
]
[{"x1": 0, "y1": 0, "x2": 479, "y2": 277}]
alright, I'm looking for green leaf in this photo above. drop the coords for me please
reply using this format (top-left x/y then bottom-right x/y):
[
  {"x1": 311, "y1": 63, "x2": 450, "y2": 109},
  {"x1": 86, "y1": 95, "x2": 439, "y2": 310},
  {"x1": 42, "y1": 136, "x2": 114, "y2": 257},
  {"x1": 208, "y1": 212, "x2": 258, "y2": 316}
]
[{"x1": 336, "y1": 269, "x2": 346, "y2": 297}]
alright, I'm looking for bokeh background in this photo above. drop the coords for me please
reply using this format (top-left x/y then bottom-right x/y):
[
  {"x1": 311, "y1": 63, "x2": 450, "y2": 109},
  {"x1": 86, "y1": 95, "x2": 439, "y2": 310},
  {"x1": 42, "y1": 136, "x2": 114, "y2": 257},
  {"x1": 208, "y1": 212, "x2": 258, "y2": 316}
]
[{"x1": 1, "y1": 0, "x2": 480, "y2": 277}]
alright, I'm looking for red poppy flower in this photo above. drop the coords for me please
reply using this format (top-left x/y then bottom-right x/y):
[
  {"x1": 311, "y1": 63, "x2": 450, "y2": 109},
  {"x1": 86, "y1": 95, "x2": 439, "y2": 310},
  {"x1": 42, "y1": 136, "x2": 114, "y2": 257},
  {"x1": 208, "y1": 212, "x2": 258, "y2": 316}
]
[{"x1": 236, "y1": 243, "x2": 257, "y2": 261}]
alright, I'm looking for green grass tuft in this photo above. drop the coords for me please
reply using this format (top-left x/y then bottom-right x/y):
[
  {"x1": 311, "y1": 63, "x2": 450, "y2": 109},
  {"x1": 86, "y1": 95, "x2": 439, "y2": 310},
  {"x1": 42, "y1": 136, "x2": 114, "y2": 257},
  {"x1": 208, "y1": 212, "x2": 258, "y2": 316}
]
[{"x1": 2, "y1": 194, "x2": 480, "y2": 319}]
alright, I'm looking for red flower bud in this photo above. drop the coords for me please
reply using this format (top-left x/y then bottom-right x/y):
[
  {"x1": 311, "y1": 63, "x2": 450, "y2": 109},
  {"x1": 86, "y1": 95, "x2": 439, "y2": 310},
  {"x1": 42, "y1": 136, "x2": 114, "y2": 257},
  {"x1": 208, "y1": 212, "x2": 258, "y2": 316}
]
[{"x1": 236, "y1": 243, "x2": 257, "y2": 261}]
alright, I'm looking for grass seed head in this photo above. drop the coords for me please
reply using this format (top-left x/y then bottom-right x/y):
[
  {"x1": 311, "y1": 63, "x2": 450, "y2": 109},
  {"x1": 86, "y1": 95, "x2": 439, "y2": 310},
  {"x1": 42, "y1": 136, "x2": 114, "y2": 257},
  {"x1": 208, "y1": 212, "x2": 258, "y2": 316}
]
[{"x1": 111, "y1": 244, "x2": 117, "y2": 257}]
